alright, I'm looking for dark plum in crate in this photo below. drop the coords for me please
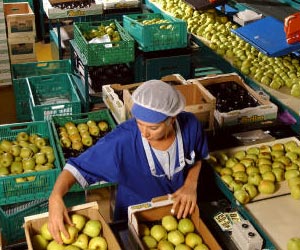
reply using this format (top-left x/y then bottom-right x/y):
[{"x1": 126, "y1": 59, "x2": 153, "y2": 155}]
[
  {"x1": 205, "y1": 81, "x2": 260, "y2": 113},
  {"x1": 89, "y1": 64, "x2": 134, "y2": 92}
]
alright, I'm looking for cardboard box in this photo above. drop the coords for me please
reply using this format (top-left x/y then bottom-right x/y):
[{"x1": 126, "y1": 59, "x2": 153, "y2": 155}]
[
  {"x1": 102, "y1": 74, "x2": 190, "y2": 124},
  {"x1": 8, "y1": 35, "x2": 36, "y2": 64},
  {"x1": 188, "y1": 73, "x2": 278, "y2": 127},
  {"x1": 4, "y1": 2, "x2": 36, "y2": 38},
  {"x1": 24, "y1": 201, "x2": 122, "y2": 250},
  {"x1": 123, "y1": 79, "x2": 216, "y2": 130},
  {"x1": 43, "y1": 0, "x2": 103, "y2": 19},
  {"x1": 128, "y1": 195, "x2": 222, "y2": 250}
]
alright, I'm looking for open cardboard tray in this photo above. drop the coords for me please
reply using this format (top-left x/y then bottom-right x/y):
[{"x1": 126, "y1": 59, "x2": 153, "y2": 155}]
[
  {"x1": 24, "y1": 201, "x2": 121, "y2": 250},
  {"x1": 102, "y1": 74, "x2": 189, "y2": 124},
  {"x1": 188, "y1": 73, "x2": 278, "y2": 127},
  {"x1": 243, "y1": 194, "x2": 300, "y2": 250},
  {"x1": 128, "y1": 195, "x2": 222, "y2": 250},
  {"x1": 209, "y1": 136, "x2": 300, "y2": 204}
]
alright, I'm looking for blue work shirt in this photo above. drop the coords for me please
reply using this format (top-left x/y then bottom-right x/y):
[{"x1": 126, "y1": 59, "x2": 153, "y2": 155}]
[{"x1": 65, "y1": 111, "x2": 209, "y2": 221}]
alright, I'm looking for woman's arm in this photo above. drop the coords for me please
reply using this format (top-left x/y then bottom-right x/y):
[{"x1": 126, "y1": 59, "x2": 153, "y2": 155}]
[
  {"x1": 171, "y1": 160, "x2": 202, "y2": 219},
  {"x1": 48, "y1": 169, "x2": 77, "y2": 244}
]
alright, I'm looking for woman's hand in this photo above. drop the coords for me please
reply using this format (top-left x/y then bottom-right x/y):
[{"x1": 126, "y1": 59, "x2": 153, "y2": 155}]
[
  {"x1": 48, "y1": 194, "x2": 73, "y2": 244},
  {"x1": 171, "y1": 161, "x2": 202, "y2": 219},
  {"x1": 171, "y1": 183, "x2": 197, "y2": 219}
]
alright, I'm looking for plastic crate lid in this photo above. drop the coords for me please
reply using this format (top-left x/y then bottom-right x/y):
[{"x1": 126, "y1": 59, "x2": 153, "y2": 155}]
[{"x1": 231, "y1": 16, "x2": 300, "y2": 57}]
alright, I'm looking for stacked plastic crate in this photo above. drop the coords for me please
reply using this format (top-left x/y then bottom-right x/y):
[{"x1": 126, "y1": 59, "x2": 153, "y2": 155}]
[
  {"x1": 0, "y1": 0, "x2": 12, "y2": 86},
  {"x1": 123, "y1": 12, "x2": 192, "y2": 81},
  {"x1": 70, "y1": 19, "x2": 135, "y2": 112},
  {"x1": 3, "y1": 2, "x2": 36, "y2": 64}
]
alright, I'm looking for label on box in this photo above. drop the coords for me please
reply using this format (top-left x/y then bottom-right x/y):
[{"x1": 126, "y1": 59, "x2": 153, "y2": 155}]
[{"x1": 214, "y1": 212, "x2": 232, "y2": 231}]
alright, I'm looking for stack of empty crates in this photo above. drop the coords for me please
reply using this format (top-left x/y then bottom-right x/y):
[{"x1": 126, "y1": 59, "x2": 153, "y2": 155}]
[
  {"x1": 4, "y1": 1, "x2": 36, "y2": 64},
  {"x1": 0, "y1": 0, "x2": 12, "y2": 86}
]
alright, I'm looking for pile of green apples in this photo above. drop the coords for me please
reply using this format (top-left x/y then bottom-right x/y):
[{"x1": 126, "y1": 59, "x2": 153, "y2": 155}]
[
  {"x1": 149, "y1": 0, "x2": 300, "y2": 97},
  {"x1": 31, "y1": 213, "x2": 107, "y2": 250},
  {"x1": 57, "y1": 119, "x2": 110, "y2": 158},
  {"x1": 0, "y1": 132, "x2": 56, "y2": 180},
  {"x1": 139, "y1": 18, "x2": 173, "y2": 30},
  {"x1": 209, "y1": 140, "x2": 300, "y2": 204},
  {"x1": 140, "y1": 215, "x2": 209, "y2": 250},
  {"x1": 82, "y1": 22, "x2": 122, "y2": 43}
]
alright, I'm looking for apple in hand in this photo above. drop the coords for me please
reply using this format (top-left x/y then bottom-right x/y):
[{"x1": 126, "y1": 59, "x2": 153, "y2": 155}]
[
  {"x1": 88, "y1": 236, "x2": 108, "y2": 250},
  {"x1": 60, "y1": 225, "x2": 79, "y2": 244},
  {"x1": 83, "y1": 219, "x2": 102, "y2": 237},
  {"x1": 31, "y1": 234, "x2": 48, "y2": 250},
  {"x1": 40, "y1": 222, "x2": 53, "y2": 241}
]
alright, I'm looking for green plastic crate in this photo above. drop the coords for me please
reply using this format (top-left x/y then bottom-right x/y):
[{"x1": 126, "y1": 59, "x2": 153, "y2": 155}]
[
  {"x1": 73, "y1": 19, "x2": 135, "y2": 66},
  {"x1": 0, "y1": 191, "x2": 86, "y2": 244},
  {"x1": 0, "y1": 121, "x2": 60, "y2": 206},
  {"x1": 123, "y1": 12, "x2": 187, "y2": 52},
  {"x1": 50, "y1": 109, "x2": 117, "y2": 192},
  {"x1": 27, "y1": 73, "x2": 82, "y2": 121},
  {"x1": 11, "y1": 60, "x2": 72, "y2": 122}
]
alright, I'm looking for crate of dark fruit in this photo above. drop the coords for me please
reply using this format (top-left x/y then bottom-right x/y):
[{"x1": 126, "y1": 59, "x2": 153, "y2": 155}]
[
  {"x1": 188, "y1": 73, "x2": 278, "y2": 127},
  {"x1": 75, "y1": 51, "x2": 134, "y2": 94}
]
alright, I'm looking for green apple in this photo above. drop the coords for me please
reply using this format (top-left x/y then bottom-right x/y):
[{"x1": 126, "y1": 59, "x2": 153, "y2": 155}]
[
  {"x1": 221, "y1": 175, "x2": 233, "y2": 186},
  {"x1": 233, "y1": 171, "x2": 248, "y2": 183},
  {"x1": 233, "y1": 150, "x2": 246, "y2": 161},
  {"x1": 72, "y1": 141, "x2": 84, "y2": 151},
  {"x1": 28, "y1": 143, "x2": 39, "y2": 154},
  {"x1": 243, "y1": 183, "x2": 258, "y2": 199},
  {"x1": 285, "y1": 169, "x2": 300, "y2": 180},
  {"x1": 29, "y1": 134, "x2": 39, "y2": 144},
  {"x1": 46, "y1": 240, "x2": 65, "y2": 250},
  {"x1": 246, "y1": 166, "x2": 260, "y2": 175},
  {"x1": 271, "y1": 150, "x2": 284, "y2": 159},
  {"x1": 258, "y1": 180, "x2": 276, "y2": 194},
  {"x1": 229, "y1": 180, "x2": 243, "y2": 192},
  {"x1": 162, "y1": 215, "x2": 178, "y2": 232},
  {"x1": 260, "y1": 145, "x2": 271, "y2": 153},
  {"x1": 262, "y1": 171, "x2": 276, "y2": 182},
  {"x1": 81, "y1": 134, "x2": 93, "y2": 147},
  {"x1": 16, "y1": 131, "x2": 29, "y2": 142},
  {"x1": 35, "y1": 164, "x2": 51, "y2": 172},
  {"x1": 272, "y1": 161, "x2": 285, "y2": 169},
  {"x1": 157, "y1": 239, "x2": 174, "y2": 250},
  {"x1": 60, "y1": 137, "x2": 72, "y2": 148},
  {"x1": 142, "y1": 235, "x2": 157, "y2": 249},
  {"x1": 290, "y1": 184, "x2": 300, "y2": 200},
  {"x1": 257, "y1": 158, "x2": 272, "y2": 167},
  {"x1": 71, "y1": 213, "x2": 87, "y2": 231},
  {"x1": 225, "y1": 158, "x2": 238, "y2": 168},
  {"x1": 277, "y1": 156, "x2": 291, "y2": 166},
  {"x1": 77, "y1": 123, "x2": 89, "y2": 133},
  {"x1": 40, "y1": 222, "x2": 53, "y2": 241},
  {"x1": 98, "y1": 121, "x2": 109, "y2": 132},
  {"x1": 284, "y1": 140, "x2": 298, "y2": 152},
  {"x1": 285, "y1": 152, "x2": 298, "y2": 161},
  {"x1": 291, "y1": 84, "x2": 300, "y2": 97},
  {"x1": 151, "y1": 224, "x2": 167, "y2": 242},
  {"x1": 287, "y1": 237, "x2": 300, "y2": 250},
  {"x1": 232, "y1": 163, "x2": 246, "y2": 173},
  {"x1": 65, "y1": 245, "x2": 81, "y2": 250},
  {"x1": 258, "y1": 152, "x2": 272, "y2": 160},
  {"x1": 272, "y1": 168, "x2": 285, "y2": 182},
  {"x1": 72, "y1": 233, "x2": 89, "y2": 249},
  {"x1": 35, "y1": 152, "x2": 47, "y2": 165},
  {"x1": 246, "y1": 146, "x2": 260, "y2": 155},
  {"x1": 240, "y1": 158, "x2": 255, "y2": 168},
  {"x1": 88, "y1": 236, "x2": 108, "y2": 250},
  {"x1": 0, "y1": 139, "x2": 13, "y2": 152},
  {"x1": 89, "y1": 126, "x2": 100, "y2": 137},
  {"x1": 185, "y1": 232, "x2": 202, "y2": 248},
  {"x1": 87, "y1": 120, "x2": 97, "y2": 127},
  {"x1": 175, "y1": 244, "x2": 192, "y2": 250},
  {"x1": 139, "y1": 223, "x2": 150, "y2": 236},
  {"x1": 288, "y1": 176, "x2": 300, "y2": 189},
  {"x1": 168, "y1": 230, "x2": 185, "y2": 246},
  {"x1": 194, "y1": 243, "x2": 209, "y2": 250},
  {"x1": 1, "y1": 152, "x2": 13, "y2": 167},
  {"x1": 20, "y1": 147, "x2": 33, "y2": 159},
  {"x1": 234, "y1": 189, "x2": 250, "y2": 204},
  {"x1": 259, "y1": 164, "x2": 272, "y2": 175},
  {"x1": 220, "y1": 167, "x2": 233, "y2": 176},
  {"x1": 178, "y1": 218, "x2": 194, "y2": 235},
  {"x1": 40, "y1": 146, "x2": 54, "y2": 155},
  {"x1": 31, "y1": 234, "x2": 48, "y2": 250},
  {"x1": 60, "y1": 225, "x2": 78, "y2": 244},
  {"x1": 0, "y1": 166, "x2": 9, "y2": 176},
  {"x1": 46, "y1": 152, "x2": 55, "y2": 164},
  {"x1": 83, "y1": 219, "x2": 102, "y2": 238},
  {"x1": 271, "y1": 143, "x2": 284, "y2": 151},
  {"x1": 18, "y1": 140, "x2": 30, "y2": 148},
  {"x1": 10, "y1": 144, "x2": 21, "y2": 157},
  {"x1": 10, "y1": 161, "x2": 23, "y2": 174},
  {"x1": 35, "y1": 137, "x2": 47, "y2": 149}
]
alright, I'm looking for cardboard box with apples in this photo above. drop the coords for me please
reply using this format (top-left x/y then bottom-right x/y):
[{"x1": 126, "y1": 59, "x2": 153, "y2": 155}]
[
  {"x1": 128, "y1": 195, "x2": 222, "y2": 250},
  {"x1": 24, "y1": 201, "x2": 121, "y2": 250}
]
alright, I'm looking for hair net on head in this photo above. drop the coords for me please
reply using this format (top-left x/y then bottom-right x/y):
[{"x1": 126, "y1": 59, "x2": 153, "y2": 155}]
[{"x1": 131, "y1": 80, "x2": 186, "y2": 123}]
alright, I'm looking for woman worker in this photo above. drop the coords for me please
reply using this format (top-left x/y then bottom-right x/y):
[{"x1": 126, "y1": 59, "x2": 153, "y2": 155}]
[{"x1": 48, "y1": 79, "x2": 209, "y2": 244}]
